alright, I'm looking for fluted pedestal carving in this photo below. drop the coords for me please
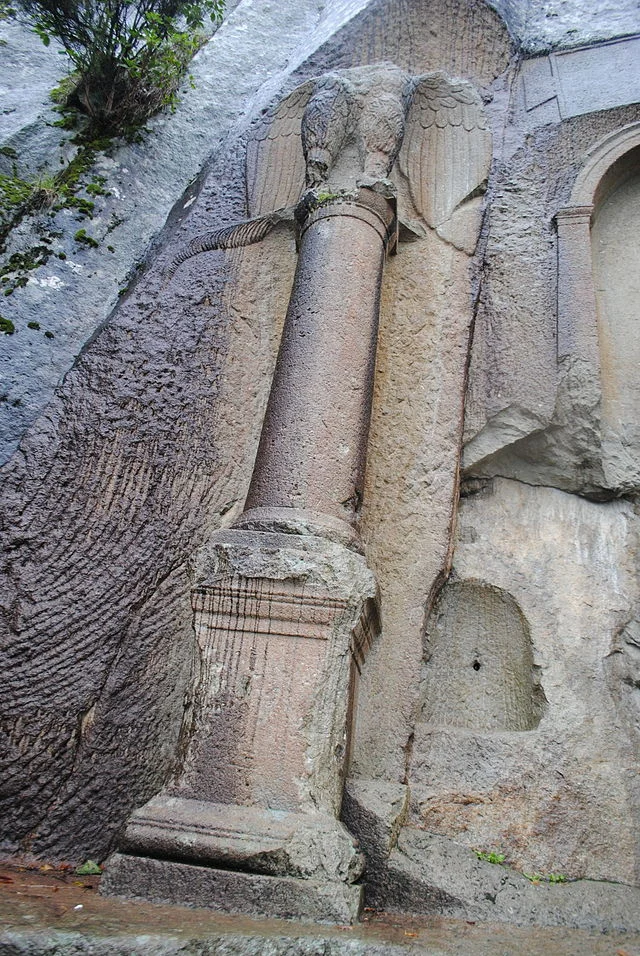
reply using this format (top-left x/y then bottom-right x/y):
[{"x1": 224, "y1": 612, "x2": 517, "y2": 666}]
[{"x1": 104, "y1": 530, "x2": 378, "y2": 922}]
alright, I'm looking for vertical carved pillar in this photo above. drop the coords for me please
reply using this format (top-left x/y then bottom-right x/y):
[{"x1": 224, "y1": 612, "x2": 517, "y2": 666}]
[
  {"x1": 103, "y1": 188, "x2": 394, "y2": 923},
  {"x1": 103, "y1": 62, "x2": 489, "y2": 923},
  {"x1": 555, "y1": 205, "x2": 599, "y2": 366},
  {"x1": 238, "y1": 188, "x2": 397, "y2": 548}
]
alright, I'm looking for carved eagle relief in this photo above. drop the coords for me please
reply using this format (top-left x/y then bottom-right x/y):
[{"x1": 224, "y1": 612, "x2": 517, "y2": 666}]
[{"x1": 167, "y1": 64, "x2": 492, "y2": 275}]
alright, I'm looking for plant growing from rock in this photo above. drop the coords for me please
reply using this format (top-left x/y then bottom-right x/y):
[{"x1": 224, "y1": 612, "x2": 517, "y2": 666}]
[
  {"x1": 475, "y1": 850, "x2": 506, "y2": 865},
  {"x1": 6, "y1": 0, "x2": 224, "y2": 133}
]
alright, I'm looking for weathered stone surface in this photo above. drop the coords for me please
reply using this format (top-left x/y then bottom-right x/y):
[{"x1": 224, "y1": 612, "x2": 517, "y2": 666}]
[
  {"x1": 103, "y1": 524, "x2": 376, "y2": 918},
  {"x1": 304, "y1": 0, "x2": 513, "y2": 89},
  {"x1": 463, "y1": 104, "x2": 640, "y2": 496},
  {"x1": 341, "y1": 779, "x2": 409, "y2": 907},
  {"x1": 510, "y1": 0, "x2": 640, "y2": 54},
  {"x1": 241, "y1": 189, "x2": 395, "y2": 545},
  {"x1": 519, "y1": 35, "x2": 640, "y2": 129},
  {"x1": 2, "y1": 0, "x2": 639, "y2": 464},
  {"x1": 3, "y1": 0, "x2": 640, "y2": 938},
  {"x1": 118, "y1": 799, "x2": 364, "y2": 884},
  {"x1": 193, "y1": 528, "x2": 376, "y2": 595},
  {"x1": 592, "y1": 157, "x2": 640, "y2": 489},
  {"x1": 102, "y1": 853, "x2": 363, "y2": 925},
  {"x1": 384, "y1": 829, "x2": 640, "y2": 932},
  {"x1": 421, "y1": 581, "x2": 546, "y2": 732},
  {"x1": 0, "y1": 206, "x2": 295, "y2": 862},
  {"x1": 0, "y1": 20, "x2": 63, "y2": 168},
  {"x1": 410, "y1": 478, "x2": 640, "y2": 887},
  {"x1": 184, "y1": 535, "x2": 377, "y2": 814},
  {"x1": 353, "y1": 230, "x2": 485, "y2": 782}
]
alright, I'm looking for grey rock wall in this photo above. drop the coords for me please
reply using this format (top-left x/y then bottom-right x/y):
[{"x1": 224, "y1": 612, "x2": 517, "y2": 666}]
[
  {"x1": 0, "y1": 20, "x2": 63, "y2": 158},
  {"x1": 411, "y1": 478, "x2": 640, "y2": 886},
  {"x1": 517, "y1": 0, "x2": 640, "y2": 53},
  {"x1": 0, "y1": 0, "x2": 372, "y2": 464},
  {"x1": 2, "y1": 0, "x2": 640, "y2": 933}
]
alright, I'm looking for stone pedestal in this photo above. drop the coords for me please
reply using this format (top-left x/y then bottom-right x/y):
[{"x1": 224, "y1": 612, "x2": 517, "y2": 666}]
[{"x1": 103, "y1": 529, "x2": 379, "y2": 922}]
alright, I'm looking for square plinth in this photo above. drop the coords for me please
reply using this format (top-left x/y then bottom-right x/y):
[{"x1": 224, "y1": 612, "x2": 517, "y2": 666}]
[{"x1": 101, "y1": 853, "x2": 363, "y2": 924}]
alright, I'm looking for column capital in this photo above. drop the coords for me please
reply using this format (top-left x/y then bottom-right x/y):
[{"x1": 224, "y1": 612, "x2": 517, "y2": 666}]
[{"x1": 296, "y1": 185, "x2": 398, "y2": 255}]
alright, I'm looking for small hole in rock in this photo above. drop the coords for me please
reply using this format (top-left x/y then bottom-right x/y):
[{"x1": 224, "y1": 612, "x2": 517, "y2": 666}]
[{"x1": 472, "y1": 660, "x2": 481, "y2": 671}]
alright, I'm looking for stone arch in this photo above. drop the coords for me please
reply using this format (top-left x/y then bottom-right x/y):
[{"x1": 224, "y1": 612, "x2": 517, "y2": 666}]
[
  {"x1": 555, "y1": 123, "x2": 640, "y2": 367},
  {"x1": 591, "y1": 143, "x2": 640, "y2": 445},
  {"x1": 555, "y1": 124, "x2": 640, "y2": 487},
  {"x1": 571, "y1": 122, "x2": 640, "y2": 207}
]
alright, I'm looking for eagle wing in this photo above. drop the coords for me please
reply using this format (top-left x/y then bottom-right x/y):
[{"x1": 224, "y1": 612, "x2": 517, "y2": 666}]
[
  {"x1": 246, "y1": 81, "x2": 314, "y2": 218},
  {"x1": 398, "y1": 72, "x2": 492, "y2": 231}
]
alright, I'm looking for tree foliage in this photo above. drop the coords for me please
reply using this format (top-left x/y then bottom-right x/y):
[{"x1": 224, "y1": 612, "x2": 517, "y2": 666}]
[{"x1": 7, "y1": 0, "x2": 224, "y2": 132}]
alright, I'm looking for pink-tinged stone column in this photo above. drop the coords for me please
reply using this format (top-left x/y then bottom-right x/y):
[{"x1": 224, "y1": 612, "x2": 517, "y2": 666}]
[{"x1": 237, "y1": 187, "x2": 397, "y2": 549}]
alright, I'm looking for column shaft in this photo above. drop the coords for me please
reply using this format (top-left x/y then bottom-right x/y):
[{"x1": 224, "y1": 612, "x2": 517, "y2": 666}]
[{"x1": 240, "y1": 191, "x2": 395, "y2": 546}]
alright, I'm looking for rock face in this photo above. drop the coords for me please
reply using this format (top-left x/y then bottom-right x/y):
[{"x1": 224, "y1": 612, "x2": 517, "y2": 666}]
[
  {"x1": 2, "y1": 0, "x2": 640, "y2": 935},
  {"x1": 0, "y1": 0, "x2": 374, "y2": 463},
  {"x1": 413, "y1": 479, "x2": 640, "y2": 886}
]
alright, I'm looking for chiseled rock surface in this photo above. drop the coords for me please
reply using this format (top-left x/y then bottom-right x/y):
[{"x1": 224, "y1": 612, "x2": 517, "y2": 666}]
[
  {"x1": 0, "y1": 207, "x2": 296, "y2": 863},
  {"x1": 409, "y1": 478, "x2": 640, "y2": 887}
]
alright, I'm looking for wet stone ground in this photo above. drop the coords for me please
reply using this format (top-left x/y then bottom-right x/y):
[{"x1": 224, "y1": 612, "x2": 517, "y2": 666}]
[{"x1": 1, "y1": 865, "x2": 639, "y2": 955}]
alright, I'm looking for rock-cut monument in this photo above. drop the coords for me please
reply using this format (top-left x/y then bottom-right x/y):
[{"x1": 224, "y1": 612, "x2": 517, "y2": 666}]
[
  {"x1": 102, "y1": 63, "x2": 492, "y2": 921},
  {"x1": 4, "y1": 0, "x2": 640, "y2": 940}
]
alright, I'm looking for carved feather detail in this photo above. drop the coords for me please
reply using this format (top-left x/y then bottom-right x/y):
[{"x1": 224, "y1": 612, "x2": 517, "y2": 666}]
[
  {"x1": 165, "y1": 209, "x2": 294, "y2": 279},
  {"x1": 301, "y1": 74, "x2": 355, "y2": 185},
  {"x1": 399, "y1": 71, "x2": 492, "y2": 229},
  {"x1": 246, "y1": 81, "x2": 314, "y2": 218},
  {"x1": 172, "y1": 66, "x2": 492, "y2": 281}
]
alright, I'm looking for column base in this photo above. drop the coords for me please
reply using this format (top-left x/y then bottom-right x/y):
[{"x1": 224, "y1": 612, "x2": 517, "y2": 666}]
[
  {"x1": 101, "y1": 852, "x2": 363, "y2": 924},
  {"x1": 102, "y1": 528, "x2": 378, "y2": 925},
  {"x1": 101, "y1": 796, "x2": 364, "y2": 923},
  {"x1": 233, "y1": 506, "x2": 363, "y2": 553}
]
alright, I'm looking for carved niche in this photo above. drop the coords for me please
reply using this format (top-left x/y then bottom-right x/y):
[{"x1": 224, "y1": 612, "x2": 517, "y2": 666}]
[{"x1": 556, "y1": 122, "x2": 640, "y2": 487}]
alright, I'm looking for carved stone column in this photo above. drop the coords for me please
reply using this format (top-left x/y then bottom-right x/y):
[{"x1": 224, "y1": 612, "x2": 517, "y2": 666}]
[
  {"x1": 102, "y1": 188, "x2": 394, "y2": 923},
  {"x1": 238, "y1": 187, "x2": 397, "y2": 549},
  {"x1": 555, "y1": 205, "x2": 599, "y2": 365}
]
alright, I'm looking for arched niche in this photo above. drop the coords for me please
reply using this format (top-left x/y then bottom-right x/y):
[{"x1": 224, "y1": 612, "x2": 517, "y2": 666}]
[
  {"x1": 555, "y1": 123, "x2": 640, "y2": 369},
  {"x1": 555, "y1": 124, "x2": 640, "y2": 479},
  {"x1": 421, "y1": 580, "x2": 545, "y2": 732},
  {"x1": 590, "y1": 146, "x2": 640, "y2": 442}
]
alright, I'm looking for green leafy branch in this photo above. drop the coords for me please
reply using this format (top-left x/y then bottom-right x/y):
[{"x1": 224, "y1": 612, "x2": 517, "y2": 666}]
[{"x1": 5, "y1": 0, "x2": 224, "y2": 134}]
